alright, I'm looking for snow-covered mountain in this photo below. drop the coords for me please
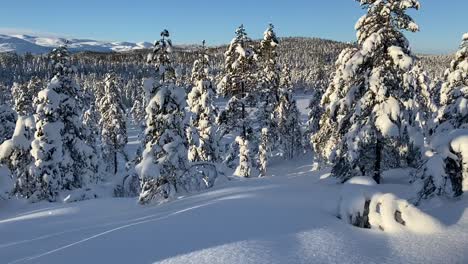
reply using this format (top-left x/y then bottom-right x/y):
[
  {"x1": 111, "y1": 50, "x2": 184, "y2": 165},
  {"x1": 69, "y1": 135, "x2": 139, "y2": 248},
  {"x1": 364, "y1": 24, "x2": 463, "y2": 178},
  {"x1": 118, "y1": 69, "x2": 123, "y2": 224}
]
[{"x1": 0, "y1": 34, "x2": 153, "y2": 54}]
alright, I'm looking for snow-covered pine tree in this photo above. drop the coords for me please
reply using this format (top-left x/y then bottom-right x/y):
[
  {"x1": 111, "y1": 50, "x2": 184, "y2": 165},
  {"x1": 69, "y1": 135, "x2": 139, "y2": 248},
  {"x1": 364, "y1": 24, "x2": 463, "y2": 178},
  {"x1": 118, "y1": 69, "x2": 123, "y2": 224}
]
[
  {"x1": 144, "y1": 29, "x2": 175, "y2": 101},
  {"x1": 305, "y1": 86, "x2": 324, "y2": 166},
  {"x1": 130, "y1": 92, "x2": 146, "y2": 127},
  {"x1": 137, "y1": 30, "x2": 190, "y2": 204},
  {"x1": 258, "y1": 128, "x2": 269, "y2": 177},
  {"x1": 234, "y1": 136, "x2": 252, "y2": 177},
  {"x1": 0, "y1": 116, "x2": 35, "y2": 198},
  {"x1": 435, "y1": 34, "x2": 468, "y2": 134},
  {"x1": 12, "y1": 82, "x2": 35, "y2": 116},
  {"x1": 304, "y1": 59, "x2": 327, "y2": 148},
  {"x1": 82, "y1": 103, "x2": 102, "y2": 170},
  {"x1": 218, "y1": 25, "x2": 257, "y2": 177},
  {"x1": 0, "y1": 104, "x2": 16, "y2": 145},
  {"x1": 414, "y1": 33, "x2": 468, "y2": 200},
  {"x1": 316, "y1": 0, "x2": 422, "y2": 183},
  {"x1": 403, "y1": 61, "x2": 437, "y2": 137},
  {"x1": 0, "y1": 78, "x2": 40, "y2": 198},
  {"x1": 31, "y1": 45, "x2": 98, "y2": 201},
  {"x1": 98, "y1": 73, "x2": 128, "y2": 175},
  {"x1": 275, "y1": 84, "x2": 303, "y2": 160},
  {"x1": 187, "y1": 41, "x2": 220, "y2": 163},
  {"x1": 256, "y1": 24, "x2": 281, "y2": 137}
]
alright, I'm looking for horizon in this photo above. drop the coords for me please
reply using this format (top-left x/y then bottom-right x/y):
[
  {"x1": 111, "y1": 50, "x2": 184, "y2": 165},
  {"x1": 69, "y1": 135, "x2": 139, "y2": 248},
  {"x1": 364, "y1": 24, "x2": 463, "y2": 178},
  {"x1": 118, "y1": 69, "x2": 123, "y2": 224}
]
[{"x1": 0, "y1": 0, "x2": 466, "y2": 55}]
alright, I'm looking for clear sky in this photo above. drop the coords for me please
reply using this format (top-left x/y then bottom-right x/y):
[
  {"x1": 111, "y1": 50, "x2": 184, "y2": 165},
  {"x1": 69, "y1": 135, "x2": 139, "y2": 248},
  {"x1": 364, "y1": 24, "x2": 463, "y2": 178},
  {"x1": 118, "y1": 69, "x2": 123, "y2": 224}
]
[{"x1": 0, "y1": 0, "x2": 466, "y2": 54}]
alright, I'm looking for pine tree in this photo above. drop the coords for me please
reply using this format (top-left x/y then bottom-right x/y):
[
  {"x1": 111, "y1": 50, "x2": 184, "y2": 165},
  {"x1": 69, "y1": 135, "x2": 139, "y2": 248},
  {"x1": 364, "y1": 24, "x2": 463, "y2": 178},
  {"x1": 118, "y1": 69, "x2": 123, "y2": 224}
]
[
  {"x1": 0, "y1": 116, "x2": 35, "y2": 198},
  {"x1": 0, "y1": 78, "x2": 39, "y2": 198},
  {"x1": 187, "y1": 41, "x2": 220, "y2": 163},
  {"x1": 234, "y1": 136, "x2": 252, "y2": 177},
  {"x1": 82, "y1": 103, "x2": 103, "y2": 172},
  {"x1": 0, "y1": 104, "x2": 17, "y2": 145},
  {"x1": 31, "y1": 45, "x2": 98, "y2": 201},
  {"x1": 256, "y1": 24, "x2": 281, "y2": 135},
  {"x1": 98, "y1": 73, "x2": 128, "y2": 175},
  {"x1": 144, "y1": 29, "x2": 175, "y2": 100},
  {"x1": 137, "y1": 30, "x2": 189, "y2": 204},
  {"x1": 258, "y1": 128, "x2": 269, "y2": 177},
  {"x1": 414, "y1": 33, "x2": 468, "y2": 200},
  {"x1": 306, "y1": 87, "x2": 324, "y2": 166},
  {"x1": 218, "y1": 25, "x2": 257, "y2": 177},
  {"x1": 12, "y1": 81, "x2": 36, "y2": 116},
  {"x1": 316, "y1": 0, "x2": 422, "y2": 183},
  {"x1": 276, "y1": 85, "x2": 303, "y2": 160},
  {"x1": 130, "y1": 92, "x2": 146, "y2": 127}
]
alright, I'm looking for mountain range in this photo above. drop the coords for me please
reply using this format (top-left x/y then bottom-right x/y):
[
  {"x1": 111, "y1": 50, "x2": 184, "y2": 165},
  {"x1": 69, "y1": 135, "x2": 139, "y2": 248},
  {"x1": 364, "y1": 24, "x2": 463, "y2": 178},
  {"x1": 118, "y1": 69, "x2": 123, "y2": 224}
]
[{"x1": 0, "y1": 34, "x2": 153, "y2": 54}]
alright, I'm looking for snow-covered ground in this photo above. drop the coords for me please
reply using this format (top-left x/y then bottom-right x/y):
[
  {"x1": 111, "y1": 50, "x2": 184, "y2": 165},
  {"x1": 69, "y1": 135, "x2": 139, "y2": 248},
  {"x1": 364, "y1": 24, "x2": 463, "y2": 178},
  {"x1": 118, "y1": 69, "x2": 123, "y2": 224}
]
[
  {"x1": 1, "y1": 152, "x2": 468, "y2": 263},
  {"x1": 1, "y1": 93, "x2": 467, "y2": 264}
]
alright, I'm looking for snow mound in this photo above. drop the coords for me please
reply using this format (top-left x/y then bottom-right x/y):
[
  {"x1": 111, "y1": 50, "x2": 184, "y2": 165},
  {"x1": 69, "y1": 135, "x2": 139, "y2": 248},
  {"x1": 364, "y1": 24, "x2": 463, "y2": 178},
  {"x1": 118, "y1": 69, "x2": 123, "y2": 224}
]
[
  {"x1": 339, "y1": 186, "x2": 443, "y2": 234},
  {"x1": 345, "y1": 176, "x2": 377, "y2": 186}
]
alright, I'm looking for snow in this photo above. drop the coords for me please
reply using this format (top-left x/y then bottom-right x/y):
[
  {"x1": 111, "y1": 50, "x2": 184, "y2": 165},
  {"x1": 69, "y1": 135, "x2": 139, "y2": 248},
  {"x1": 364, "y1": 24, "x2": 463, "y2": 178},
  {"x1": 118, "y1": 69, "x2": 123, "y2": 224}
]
[
  {"x1": 388, "y1": 46, "x2": 413, "y2": 71},
  {"x1": 0, "y1": 116, "x2": 35, "y2": 160},
  {"x1": 374, "y1": 97, "x2": 401, "y2": 137},
  {"x1": 450, "y1": 134, "x2": 468, "y2": 191},
  {"x1": 345, "y1": 176, "x2": 377, "y2": 186},
  {"x1": 463, "y1": 33, "x2": 468, "y2": 41},
  {"x1": 0, "y1": 165, "x2": 12, "y2": 198},
  {"x1": 1, "y1": 152, "x2": 468, "y2": 263}
]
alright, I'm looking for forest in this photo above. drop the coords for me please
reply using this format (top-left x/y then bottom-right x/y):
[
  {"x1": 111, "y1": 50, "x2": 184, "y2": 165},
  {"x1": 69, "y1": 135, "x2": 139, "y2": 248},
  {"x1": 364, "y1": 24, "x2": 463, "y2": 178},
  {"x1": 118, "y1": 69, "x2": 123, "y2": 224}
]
[{"x1": 0, "y1": 0, "x2": 467, "y2": 263}]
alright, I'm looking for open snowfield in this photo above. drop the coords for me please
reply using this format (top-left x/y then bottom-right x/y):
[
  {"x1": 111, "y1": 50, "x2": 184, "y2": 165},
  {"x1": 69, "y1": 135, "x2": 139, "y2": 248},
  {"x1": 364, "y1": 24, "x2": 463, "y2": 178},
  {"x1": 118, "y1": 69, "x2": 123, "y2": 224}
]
[{"x1": 1, "y1": 152, "x2": 468, "y2": 264}]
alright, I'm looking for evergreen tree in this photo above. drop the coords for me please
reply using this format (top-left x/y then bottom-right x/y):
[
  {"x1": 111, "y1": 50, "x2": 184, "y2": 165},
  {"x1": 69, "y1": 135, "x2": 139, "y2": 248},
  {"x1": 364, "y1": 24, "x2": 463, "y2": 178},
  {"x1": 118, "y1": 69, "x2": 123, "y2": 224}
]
[
  {"x1": 306, "y1": 87, "x2": 324, "y2": 166},
  {"x1": 130, "y1": 92, "x2": 146, "y2": 127},
  {"x1": 0, "y1": 78, "x2": 40, "y2": 198},
  {"x1": 12, "y1": 81, "x2": 36, "y2": 116},
  {"x1": 276, "y1": 85, "x2": 303, "y2": 160},
  {"x1": 0, "y1": 116, "x2": 35, "y2": 198},
  {"x1": 256, "y1": 24, "x2": 281, "y2": 135},
  {"x1": 144, "y1": 29, "x2": 175, "y2": 100},
  {"x1": 316, "y1": 0, "x2": 422, "y2": 183},
  {"x1": 137, "y1": 30, "x2": 190, "y2": 204},
  {"x1": 31, "y1": 45, "x2": 98, "y2": 201},
  {"x1": 234, "y1": 136, "x2": 252, "y2": 177},
  {"x1": 415, "y1": 33, "x2": 468, "y2": 200},
  {"x1": 258, "y1": 128, "x2": 269, "y2": 177},
  {"x1": 98, "y1": 73, "x2": 128, "y2": 174},
  {"x1": 187, "y1": 41, "x2": 220, "y2": 163},
  {"x1": 218, "y1": 25, "x2": 257, "y2": 177},
  {"x1": 0, "y1": 104, "x2": 17, "y2": 145}
]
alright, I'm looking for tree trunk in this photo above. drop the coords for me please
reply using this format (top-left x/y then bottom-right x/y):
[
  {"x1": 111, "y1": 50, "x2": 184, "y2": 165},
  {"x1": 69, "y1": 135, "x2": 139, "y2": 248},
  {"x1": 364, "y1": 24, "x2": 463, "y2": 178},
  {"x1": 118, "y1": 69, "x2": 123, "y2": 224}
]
[
  {"x1": 373, "y1": 139, "x2": 382, "y2": 184},
  {"x1": 113, "y1": 151, "x2": 117, "y2": 175},
  {"x1": 241, "y1": 82, "x2": 246, "y2": 139}
]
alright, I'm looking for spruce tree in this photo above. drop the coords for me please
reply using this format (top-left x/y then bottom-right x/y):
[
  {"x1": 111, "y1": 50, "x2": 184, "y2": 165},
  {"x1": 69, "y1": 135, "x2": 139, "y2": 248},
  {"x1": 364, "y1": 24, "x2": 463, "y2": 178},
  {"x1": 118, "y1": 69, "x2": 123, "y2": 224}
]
[
  {"x1": 187, "y1": 41, "x2": 220, "y2": 163},
  {"x1": 316, "y1": 0, "x2": 422, "y2": 183},
  {"x1": 0, "y1": 78, "x2": 40, "y2": 198},
  {"x1": 415, "y1": 33, "x2": 468, "y2": 200},
  {"x1": 218, "y1": 25, "x2": 257, "y2": 177},
  {"x1": 98, "y1": 73, "x2": 128, "y2": 175},
  {"x1": 258, "y1": 128, "x2": 269, "y2": 177},
  {"x1": 256, "y1": 24, "x2": 281, "y2": 136},
  {"x1": 137, "y1": 30, "x2": 189, "y2": 204},
  {"x1": 275, "y1": 84, "x2": 303, "y2": 160},
  {"x1": 31, "y1": 45, "x2": 98, "y2": 201},
  {"x1": 0, "y1": 104, "x2": 16, "y2": 145}
]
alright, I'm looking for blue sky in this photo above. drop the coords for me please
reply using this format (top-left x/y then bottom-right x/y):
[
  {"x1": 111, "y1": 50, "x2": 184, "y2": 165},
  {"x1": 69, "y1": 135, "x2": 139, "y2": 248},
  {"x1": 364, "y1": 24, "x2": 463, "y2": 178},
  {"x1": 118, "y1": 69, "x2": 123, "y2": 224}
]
[{"x1": 0, "y1": 0, "x2": 466, "y2": 54}]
